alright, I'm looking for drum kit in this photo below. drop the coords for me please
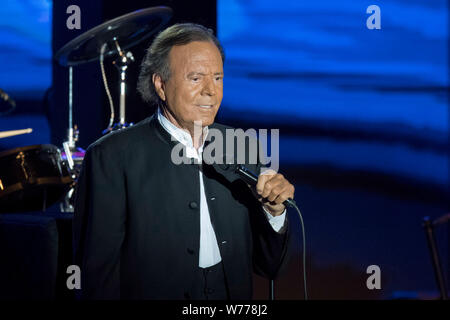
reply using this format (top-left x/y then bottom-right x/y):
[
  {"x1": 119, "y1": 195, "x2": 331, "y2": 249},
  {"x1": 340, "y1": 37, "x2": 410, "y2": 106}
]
[{"x1": 0, "y1": 7, "x2": 172, "y2": 213}]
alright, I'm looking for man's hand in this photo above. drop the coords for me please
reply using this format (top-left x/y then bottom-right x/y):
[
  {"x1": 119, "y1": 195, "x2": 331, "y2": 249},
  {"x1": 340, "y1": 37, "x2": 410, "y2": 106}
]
[{"x1": 255, "y1": 169, "x2": 295, "y2": 217}]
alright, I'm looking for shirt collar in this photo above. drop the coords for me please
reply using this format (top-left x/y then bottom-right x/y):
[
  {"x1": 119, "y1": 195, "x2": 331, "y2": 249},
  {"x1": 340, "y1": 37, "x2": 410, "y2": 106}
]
[{"x1": 156, "y1": 107, "x2": 209, "y2": 158}]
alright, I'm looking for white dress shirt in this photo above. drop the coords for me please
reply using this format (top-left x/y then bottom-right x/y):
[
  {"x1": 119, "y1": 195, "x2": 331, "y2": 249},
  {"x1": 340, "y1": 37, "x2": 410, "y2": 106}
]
[{"x1": 156, "y1": 108, "x2": 287, "y2": 268}]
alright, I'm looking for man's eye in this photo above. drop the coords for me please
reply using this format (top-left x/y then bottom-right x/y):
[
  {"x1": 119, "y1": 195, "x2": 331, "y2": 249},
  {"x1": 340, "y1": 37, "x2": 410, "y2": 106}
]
[
  {"x1": 192, "y1": 78, "x2": 199, "y2": 82},
  {"x1": 215, "y1": 77, "x2": 223, "y2": 81}
]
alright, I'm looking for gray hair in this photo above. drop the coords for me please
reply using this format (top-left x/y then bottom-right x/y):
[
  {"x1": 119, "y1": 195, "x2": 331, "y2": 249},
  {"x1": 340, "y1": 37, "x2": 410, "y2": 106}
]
[{"x1": 137, "y1": 23, "x2": 225, "y2": 107}]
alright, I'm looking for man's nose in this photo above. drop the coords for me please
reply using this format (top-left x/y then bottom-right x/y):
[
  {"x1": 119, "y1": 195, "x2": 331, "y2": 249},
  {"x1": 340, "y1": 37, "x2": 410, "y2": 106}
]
[{"x1": 201, "y1": 77, "x2": 216, "y2": 96}]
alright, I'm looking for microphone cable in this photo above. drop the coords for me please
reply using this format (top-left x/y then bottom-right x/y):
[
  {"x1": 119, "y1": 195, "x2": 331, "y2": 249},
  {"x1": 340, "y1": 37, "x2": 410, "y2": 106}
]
[
  {"x1": 288, "y1": 199, "x2": 308, "y2": 300},
  {"x1": 229, "y1": 164, "x2": 308, "y2": 300}
]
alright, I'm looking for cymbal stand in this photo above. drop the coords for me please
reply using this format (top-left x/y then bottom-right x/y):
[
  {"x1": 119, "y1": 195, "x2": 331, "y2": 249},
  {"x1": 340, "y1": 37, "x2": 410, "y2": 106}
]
[
  {"x1": 103, "y1": 38, "x2": 135, "y2": 133},
  {"x1": 60, "y1": 66, "x2": 81, "y2": 213}
]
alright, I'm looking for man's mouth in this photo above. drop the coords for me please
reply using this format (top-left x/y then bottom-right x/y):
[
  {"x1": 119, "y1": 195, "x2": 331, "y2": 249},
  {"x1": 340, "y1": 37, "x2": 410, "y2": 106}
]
[{"x1": 197, "y1": 104, "x2": 214, "y2": 109}]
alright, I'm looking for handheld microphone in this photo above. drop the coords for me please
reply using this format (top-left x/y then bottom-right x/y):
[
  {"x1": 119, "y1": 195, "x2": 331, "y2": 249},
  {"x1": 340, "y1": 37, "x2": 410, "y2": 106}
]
[
  {"x1": 213, "y1": 160, "x2": 307, "y2": 300},
  {"x1": 216, "y1": 162, "x2": 297, "y2": 209}
]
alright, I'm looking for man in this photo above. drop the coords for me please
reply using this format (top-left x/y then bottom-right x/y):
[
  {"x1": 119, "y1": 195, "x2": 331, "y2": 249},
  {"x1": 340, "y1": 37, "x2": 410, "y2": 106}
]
[{"x1": 73, "y1": 23, "x2": 295, "y2": 300}]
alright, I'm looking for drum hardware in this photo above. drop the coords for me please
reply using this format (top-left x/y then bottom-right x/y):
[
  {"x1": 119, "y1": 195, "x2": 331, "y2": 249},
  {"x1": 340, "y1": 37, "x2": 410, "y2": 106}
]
[
  {"x1": 59, "y1": 140, "x2": 85, "y2": 213},
  {"x1": 65, "y1": 65, "x2": 78, "y2": 150},
  {"x1": 0, "y1": 7, "x2": 173, "y2": 214},
  {"x1": 55, "y1": 6, "x2": 172, "y2": 134},
  {"x1": 53, "y1": 7, "x2": 172, "y2": 212},
  {"x1": 63, "y1": 141, "x2": 75, "y2": 171},
  {"x1": 100, "y1": 40, "x2": 136, "y2": 134},
  {"x1": 102, "y1": 38, "x2": 135, "y2": 133}
]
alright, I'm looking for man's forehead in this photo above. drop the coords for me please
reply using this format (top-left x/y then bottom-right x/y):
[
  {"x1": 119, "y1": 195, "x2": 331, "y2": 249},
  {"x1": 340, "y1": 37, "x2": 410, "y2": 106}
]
[{"x1": 168, "y1": 41, "x2": 222, "y2": 68}]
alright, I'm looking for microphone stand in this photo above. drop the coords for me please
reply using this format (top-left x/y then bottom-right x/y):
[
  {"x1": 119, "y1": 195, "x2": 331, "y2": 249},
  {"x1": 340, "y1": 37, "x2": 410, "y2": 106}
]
[{"x1": 423, "y1": 214, "x2": 449, "y2": 300}]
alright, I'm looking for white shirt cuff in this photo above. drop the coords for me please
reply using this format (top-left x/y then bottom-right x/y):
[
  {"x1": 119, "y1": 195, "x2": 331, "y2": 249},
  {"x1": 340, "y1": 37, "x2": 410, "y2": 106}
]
[{"x1": 262, "y1": 206, "x2": 287, "y2": 233}]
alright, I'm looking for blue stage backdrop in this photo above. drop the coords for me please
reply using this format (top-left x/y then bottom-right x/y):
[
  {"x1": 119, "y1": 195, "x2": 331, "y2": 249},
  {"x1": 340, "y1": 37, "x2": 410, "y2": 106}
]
[
  {"x1": 0, "y1": 0, "x2": 52, "y2": 149},
  {"x1": 0, "y1": 0, "x2": 448, "y2": 299},
  {"x1": 218, "y1": 0, "x2": 448, "y2": 188},
  {"x1": 0, "y1": 0, "x2": 52, "y2": 99},
  {"x1": 1, "y1": 0, "x2": 447, "y2": 189}
]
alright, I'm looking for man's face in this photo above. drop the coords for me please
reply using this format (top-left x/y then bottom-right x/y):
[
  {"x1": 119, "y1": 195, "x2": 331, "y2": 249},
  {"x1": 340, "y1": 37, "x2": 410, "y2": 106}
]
[{"x1": 154, "y1": 41, "x2": 224, "y2": 132}]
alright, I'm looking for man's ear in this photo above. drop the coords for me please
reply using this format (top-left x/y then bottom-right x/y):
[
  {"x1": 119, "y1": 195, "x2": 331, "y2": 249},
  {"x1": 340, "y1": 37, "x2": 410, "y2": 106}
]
[{"x1": 152, "y1": 73, "x2": 166, "y2": 101}]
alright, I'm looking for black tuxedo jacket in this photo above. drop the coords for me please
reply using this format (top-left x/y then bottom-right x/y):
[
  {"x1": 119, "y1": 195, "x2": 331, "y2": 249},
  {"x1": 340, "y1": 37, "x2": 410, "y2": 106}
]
[{"x1": 73, "y1": 115, "x2": 291, "y2": 299}]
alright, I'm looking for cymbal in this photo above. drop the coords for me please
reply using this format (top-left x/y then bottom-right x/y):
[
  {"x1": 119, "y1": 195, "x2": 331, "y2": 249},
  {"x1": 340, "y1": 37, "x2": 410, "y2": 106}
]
[{"x1": 55, "y1": 6, "x2": 172, "y2": 67}]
